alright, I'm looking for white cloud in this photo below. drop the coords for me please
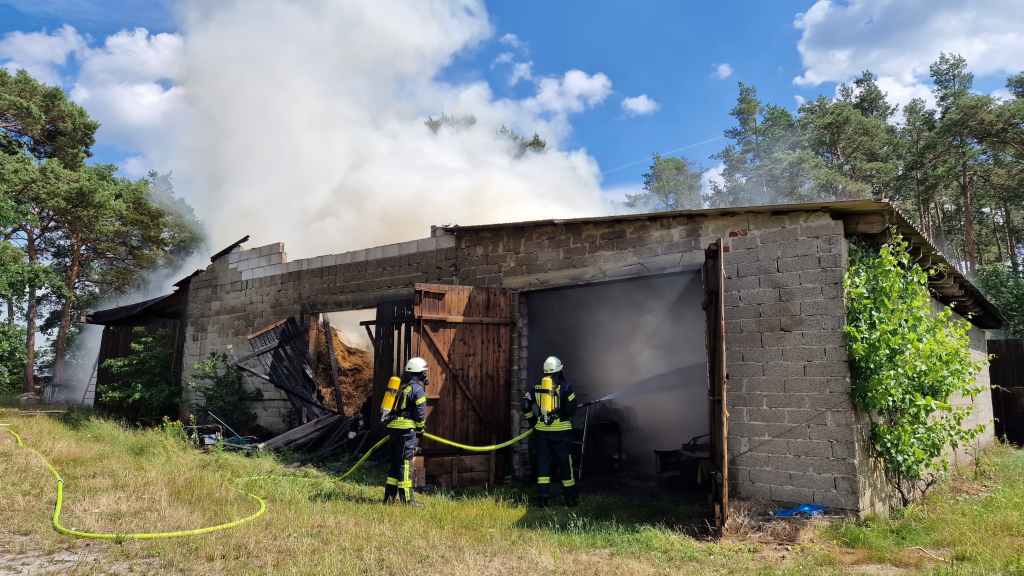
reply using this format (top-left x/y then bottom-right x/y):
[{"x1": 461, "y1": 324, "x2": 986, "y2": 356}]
[
  {"x1": 0, "y1": 25, "x2": 84, "y2": 84},
  {"x1": 794, "y1": 94, "x2": 806, "y2": 106},
  {"x1": 713, "y1": 63, "x2": 733, "y2": 80},
  {"x1": 793, "y1": 0, "x2": 1024, "y2": 109},
  {"x1": 499, "y1": 32, "x2": 524, "y2": 51},
  {"x1": 527, "y1": 69, "x2": 612, "y2": 115},
  {"x1": 20, "y1": 0, "x2": 614, "y2": 258},
  {"x1": 508, "y1": 61, "x2": 533, "y2": 86},
  {"x1": 68, "y1": 28, "x2": 186, "y2": 149},
  {"x1": 621, "y1": 94, "x2": 659, "y2": 117},
  {"x1": 492, "y1": 51, "x2": 513, "y2": 66}
]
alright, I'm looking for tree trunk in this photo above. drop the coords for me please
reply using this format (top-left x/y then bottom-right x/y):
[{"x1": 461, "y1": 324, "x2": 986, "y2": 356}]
[
  {"x1": 5, "y1": 299, "x2": 13, "y2": 326},
  {"x1": 52, "y1": 238, "x2": 81, "y2": 389},
  {"x1": 962, "y1": 165, "x2": 977, "y2": 272},
  {"x1": 23, "y1": 231, "x2": 37, "y2": 395},
  {"x1": 1003, "y1": 197, "x2": 1020, "y2": 274}
]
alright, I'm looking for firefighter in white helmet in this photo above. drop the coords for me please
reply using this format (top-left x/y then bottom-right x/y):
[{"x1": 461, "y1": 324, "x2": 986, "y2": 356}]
[
  {"x1": 521, "y1": 355, "x2": 578, "y2": 507},
  {"x1": 381, "y1": 356, "x2": 429, "y2": 505}
]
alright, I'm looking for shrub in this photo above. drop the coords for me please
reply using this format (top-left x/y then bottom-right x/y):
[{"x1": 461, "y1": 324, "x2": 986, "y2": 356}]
[
  {"x1": 100, "y1": 327, "x2": 181, "y2": 426},
  {"x1": 189, "y1": 352, "x2": 262, "y2": 436},
  {"x1": 844, "y1": 231, "x2": 987, "y2": 506}
]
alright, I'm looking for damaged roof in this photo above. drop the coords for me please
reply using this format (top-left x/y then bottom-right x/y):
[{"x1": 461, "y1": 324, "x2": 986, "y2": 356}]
[{"x1": 443, "y1": 199, "x2": 1003, "y2": 330}]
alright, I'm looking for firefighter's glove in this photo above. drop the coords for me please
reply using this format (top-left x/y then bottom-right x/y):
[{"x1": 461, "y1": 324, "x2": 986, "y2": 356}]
[{"x1": 520, "y1": 393, "x2": 532, "y2": 414}]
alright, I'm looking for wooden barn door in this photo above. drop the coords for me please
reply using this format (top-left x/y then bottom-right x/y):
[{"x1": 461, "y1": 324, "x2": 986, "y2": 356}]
[
  {"x1": 412, "y1": 283, "x2": 513, "y2": 487},
  {"x1": 703, "y1": 239, "x2": 729, "y2": 534}
]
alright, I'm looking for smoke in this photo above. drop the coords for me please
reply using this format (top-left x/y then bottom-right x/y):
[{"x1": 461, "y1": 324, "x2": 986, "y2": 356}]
[{"x1": 108, "y1": 0, "x2": 614, "y2": 258}]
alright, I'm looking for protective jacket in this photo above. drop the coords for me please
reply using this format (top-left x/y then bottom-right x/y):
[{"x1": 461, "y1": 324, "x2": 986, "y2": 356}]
[
  {"x1": 384, "y1": 375, "x2": 427, "y2": 504},
  {"x1": 521, "y1": 372, "x2": 578, "y2": 506}
]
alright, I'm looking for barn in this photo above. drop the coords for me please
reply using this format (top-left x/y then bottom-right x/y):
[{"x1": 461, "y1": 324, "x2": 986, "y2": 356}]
[{"x1": 89, "y1": 199, "x2": 1000, "y2": 516}]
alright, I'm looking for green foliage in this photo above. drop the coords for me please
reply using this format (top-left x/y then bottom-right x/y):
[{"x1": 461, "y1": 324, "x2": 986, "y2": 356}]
[
  {"x1": 189, "y1": 352, "x2": 262, "y2": 436},
  {"x1": 0, "y1": 322, "x2": 26, "y2": 394},
  {"x1": 977, "y1": 264, "x2": 1024, "y2": 337},
  {"x1": 99, "y1": 327, "x2": 181, "y2": 426},
  {"x1": 626, "y1": 154, "x2": 702, "y2": 211},
  {"x1": 844, "y1": 232, "x2": 987, "y2": 505},
  {"x1": 0, "y1": 68, "x2": 98, "y2": 168}
]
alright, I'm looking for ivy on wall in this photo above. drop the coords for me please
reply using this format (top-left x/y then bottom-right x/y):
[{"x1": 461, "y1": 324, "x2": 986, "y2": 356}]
[{"x1": 844, "y1": 231, "x2": 987, "y2": 506}]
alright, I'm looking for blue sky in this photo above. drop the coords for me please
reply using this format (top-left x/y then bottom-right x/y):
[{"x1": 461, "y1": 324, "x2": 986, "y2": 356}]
[{"x1": 1, "y1": 1, "x2": 1021, "y2": 255}]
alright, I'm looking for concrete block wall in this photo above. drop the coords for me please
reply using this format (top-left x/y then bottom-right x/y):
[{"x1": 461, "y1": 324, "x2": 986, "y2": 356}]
[
  {"x1": 183, "y1": 237, "x2": 459, "y2": 431},
  {"x1": 453, "y1": 210, "x2": 861, "y2": 510}
]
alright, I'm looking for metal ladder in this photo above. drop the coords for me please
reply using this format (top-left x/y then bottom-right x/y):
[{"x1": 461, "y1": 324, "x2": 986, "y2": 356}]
[{"x1": 80, "y1": 358, "x2": 98, "y2": 407}]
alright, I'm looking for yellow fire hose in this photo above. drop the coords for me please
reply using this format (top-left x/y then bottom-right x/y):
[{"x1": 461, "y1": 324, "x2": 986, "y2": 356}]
[{"x1": 1, "y1": 424, "x2": 532, "y2": 541}]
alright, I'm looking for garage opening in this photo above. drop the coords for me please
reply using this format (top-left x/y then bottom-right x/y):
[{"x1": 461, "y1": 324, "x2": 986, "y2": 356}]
[{"x1": 525, "y1": 270, "x2": 712, "y2": 496}]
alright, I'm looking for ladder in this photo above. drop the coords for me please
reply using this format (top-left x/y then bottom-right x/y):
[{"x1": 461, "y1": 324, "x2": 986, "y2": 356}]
[{"x1": 81, "y1": 357, "x2": 98, "y2": 407}]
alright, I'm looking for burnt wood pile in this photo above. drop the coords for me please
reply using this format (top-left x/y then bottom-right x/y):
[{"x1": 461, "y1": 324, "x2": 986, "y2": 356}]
[{"x1": 234, "y1": 316, "x2": 371, "y2": 458}]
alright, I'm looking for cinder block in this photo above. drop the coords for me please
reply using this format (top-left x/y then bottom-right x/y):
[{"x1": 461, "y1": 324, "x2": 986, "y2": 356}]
[
  {"x1": 772, "y1": 485, "x2": 814, "y2": 504},
  {"x1": 763, "y1": 331, "x2": 802, "y2": 348},
  {"x1": 759, "y1": 227, "x2": 801, "y2": 244},
  {"x1": 761, "y1": 302, "x2": 801, "y2": 318},
  {"x1": 800, "y1": 220, "x2": 844, "y2": 238},
  {"x1": 781, "y1": 315, "x2": 821, "y2": 332},
  {"x1": 748, "y1": 408, "x2": 788, "y2": 424},
  {"x1": 814, "y1": 490, "x2": 858, "y2": 510},
  {"x1": 741, "y1": 288, "x2": 780, "y2": 305},
  {"x1": 783, "y1": 346, "x2": 827, "y2": 362},
  {"x1": 742, "y1": 348, "x2": 783, "y2": 363},
  {"x1": 804, "y1": 361, "x2": 849, "y2": 378},
  {"x1": 782, "y1": 238, "x2": 820, "y2": 258},
  {"x1": 760, "y1": 272, "x2": 801, "y2": 288},
  {"x1": 779, "y1": 255, "x2": 821, "y2": 273},
  {"x1": 727, "y1": 332, "x2": 763, "y2": 349},
  {"x1": 737, "y1": 261, "x2": 778, "y2": 277},
  {"x1": 786, "y1": 409, "x2": 828, "y2": 426},
  {"x1": 728, "y1": 362, "x2": 764, "y2": 377},
  {"x1": 765, "y1": 361, "x2": 805, "y2": 377},
  {"x1": 749, "y1": 468, "x2": 790, "y2": 485},
  {"x1": 789, "y1": 440, "x2": 832, "y2": 458},
  {"x1": 744, "y1": 376, "x2": 786, "y2": 393},
  {"x1": 789, "y1": 472, "x2": 836, "y2": 491},
  {"x1": 786, "y1": 377, "x2": 827, "y2": 393},
  {"x1": 729, "y1": 235, "x2": 759, "y2": 250},
  {"x1": 781, "y1": 286, "x2": 823, "y2": 302},
  {"x1": 725, "y1": 305, "x2": 761, "y2": 320},
  {"x1": 726, "y1": 276, "x2": 760, "y2": 291}
]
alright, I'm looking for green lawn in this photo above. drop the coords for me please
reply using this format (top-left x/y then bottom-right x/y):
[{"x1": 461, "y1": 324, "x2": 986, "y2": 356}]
[{"x1": 1, "y1": 409, "x2": 1022, "y2": 575}]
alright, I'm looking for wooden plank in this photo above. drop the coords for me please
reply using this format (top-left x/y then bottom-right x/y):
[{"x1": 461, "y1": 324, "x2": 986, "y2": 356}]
[
  {"x1": 258, "y1": 414, "x2": 342, "y2": 451},
  {"x1": 704, "y1": 239, "x2": 729, "y2": 534},
  {"x1": 416, "y1": 313, "x2": 512, "y2": 325},
  {"x1": 421, "y1": 326, "x2": 486, "y2": 423}
]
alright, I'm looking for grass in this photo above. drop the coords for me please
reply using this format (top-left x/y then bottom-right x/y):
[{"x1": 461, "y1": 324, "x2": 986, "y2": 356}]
[{"x1": 1, "y1": 410, "x2": 1023, "y2": 575}]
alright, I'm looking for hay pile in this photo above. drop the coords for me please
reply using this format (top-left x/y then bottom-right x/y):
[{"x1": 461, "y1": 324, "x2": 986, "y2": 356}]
[{"x1": 315, "y1": 326, "x2": 373, "y2": 415}]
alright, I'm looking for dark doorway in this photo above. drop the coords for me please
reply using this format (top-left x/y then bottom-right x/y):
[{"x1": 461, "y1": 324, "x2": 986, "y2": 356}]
[{"x1": 525, "y1": 271, "x2": 709, "y2": 486}]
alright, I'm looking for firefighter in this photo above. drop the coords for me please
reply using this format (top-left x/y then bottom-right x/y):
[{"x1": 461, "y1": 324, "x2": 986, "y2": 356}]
[
  {"x1": 381, "y1": 357, "x2": 428, "y2": 505},
  {"x1": 521, "y1": 355, "x2": 578, "y2": 507}
]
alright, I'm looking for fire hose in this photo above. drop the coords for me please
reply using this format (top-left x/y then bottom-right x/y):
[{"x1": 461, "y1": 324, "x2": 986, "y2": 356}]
[{"x1": 1, "y1": 424, "x2": 532, "y2": 541}]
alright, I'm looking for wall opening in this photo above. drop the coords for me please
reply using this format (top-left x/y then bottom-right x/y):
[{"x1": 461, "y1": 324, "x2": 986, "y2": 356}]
[{"x1": 525, "y1": 271, "x2": 708, "y2": 492}]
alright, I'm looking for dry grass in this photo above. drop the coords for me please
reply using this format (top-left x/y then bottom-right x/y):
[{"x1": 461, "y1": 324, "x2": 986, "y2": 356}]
[{"x1": 1, "y1": 410, "x2": 1022, "y2": 576}]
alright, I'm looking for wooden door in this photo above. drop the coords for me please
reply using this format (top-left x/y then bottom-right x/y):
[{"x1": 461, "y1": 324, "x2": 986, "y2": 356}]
[
  {"x1": 703, "y1": 239, "x2": 729, "y2": 533},
  {"x1": 412, "y1": 283, "x2": 513, "y2": 486}
]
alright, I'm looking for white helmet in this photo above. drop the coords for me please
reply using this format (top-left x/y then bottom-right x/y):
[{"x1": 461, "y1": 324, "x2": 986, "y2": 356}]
[
  {"x1": 405, "y1": 357, "x2": 428, "y2": 374},
  {"x1": 543, "y1": 356, "x2": 563, "y2": 374}
]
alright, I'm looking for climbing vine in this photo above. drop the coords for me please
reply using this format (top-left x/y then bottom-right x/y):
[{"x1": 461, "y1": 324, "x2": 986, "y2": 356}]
[{"x1": 844, "y1": 231, "x2": 987, "y2": 506}]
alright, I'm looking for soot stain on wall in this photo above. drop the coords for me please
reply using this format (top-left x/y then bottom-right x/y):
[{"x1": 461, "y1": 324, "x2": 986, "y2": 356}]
[{"x1": 526, "y1": 271, "x2": 708, "y2": 477}]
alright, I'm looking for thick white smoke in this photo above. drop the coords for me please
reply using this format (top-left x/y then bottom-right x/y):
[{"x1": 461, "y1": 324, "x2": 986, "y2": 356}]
[{"x1": 130, "y1": 0, "x2": 612, "y2": 257}]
